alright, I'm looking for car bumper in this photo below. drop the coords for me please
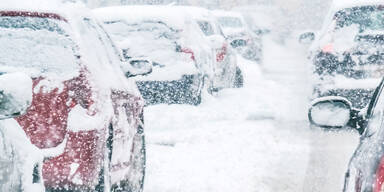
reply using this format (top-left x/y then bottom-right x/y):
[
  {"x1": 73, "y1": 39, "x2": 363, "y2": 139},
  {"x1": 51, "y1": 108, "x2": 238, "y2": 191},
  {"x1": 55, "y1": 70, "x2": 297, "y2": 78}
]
[{"x1": 136, "y1": 74, "x2": 202, "y2": 105}]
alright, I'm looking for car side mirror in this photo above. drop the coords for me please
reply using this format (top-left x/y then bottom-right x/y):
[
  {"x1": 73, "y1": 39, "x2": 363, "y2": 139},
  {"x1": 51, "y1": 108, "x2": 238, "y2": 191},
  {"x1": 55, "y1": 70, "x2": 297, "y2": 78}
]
[
  {"x1": 121, "y1": 58, "x2": 153, "y2": 78},
  {"x1": 0, "y1": 72, "x2": 32, "y2": 120},
  {"x1": 299, "y1": 32, "x2": 315, "y2": 44},
  {"x1": 308, "y1": 96, "x2": 355, "y2": 129}
]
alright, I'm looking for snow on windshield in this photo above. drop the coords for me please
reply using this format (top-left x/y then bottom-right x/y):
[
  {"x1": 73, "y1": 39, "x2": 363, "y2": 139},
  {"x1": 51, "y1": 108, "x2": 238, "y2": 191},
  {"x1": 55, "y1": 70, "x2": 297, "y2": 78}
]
[{"x1": 0, "y1": 16, "x2": 79, "y2": 79}]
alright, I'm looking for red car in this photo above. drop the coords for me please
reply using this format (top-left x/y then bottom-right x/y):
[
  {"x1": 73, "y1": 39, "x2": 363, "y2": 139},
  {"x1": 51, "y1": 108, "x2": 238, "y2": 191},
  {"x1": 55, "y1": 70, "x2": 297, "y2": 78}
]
[{"x1": 0, "y1": 5, "x2": 148, "y2": 192}]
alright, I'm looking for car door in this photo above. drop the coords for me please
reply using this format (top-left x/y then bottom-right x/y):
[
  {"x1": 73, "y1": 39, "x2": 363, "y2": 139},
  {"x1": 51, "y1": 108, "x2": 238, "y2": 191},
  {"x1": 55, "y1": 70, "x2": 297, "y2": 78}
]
[
  {"x1": 343, "y1": 78, "x2": 384, "y2": 191},
  {"x1": 81, "y1": 17, "x2": 144, "y2": 184}
]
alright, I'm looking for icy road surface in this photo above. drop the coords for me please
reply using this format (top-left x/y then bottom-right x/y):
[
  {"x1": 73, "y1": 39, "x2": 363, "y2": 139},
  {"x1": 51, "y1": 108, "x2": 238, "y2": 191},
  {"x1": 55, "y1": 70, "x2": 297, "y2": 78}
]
[{"x1": 143, "y1": 38, "x2": 360, "y2": 192}]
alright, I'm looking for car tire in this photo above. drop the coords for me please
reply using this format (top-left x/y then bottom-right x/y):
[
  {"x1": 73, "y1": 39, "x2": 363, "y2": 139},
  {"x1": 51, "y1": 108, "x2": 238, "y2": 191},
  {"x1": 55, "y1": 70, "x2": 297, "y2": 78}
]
[{"x1": 233, "y1": 67, "x2": 244, "y2": 88}]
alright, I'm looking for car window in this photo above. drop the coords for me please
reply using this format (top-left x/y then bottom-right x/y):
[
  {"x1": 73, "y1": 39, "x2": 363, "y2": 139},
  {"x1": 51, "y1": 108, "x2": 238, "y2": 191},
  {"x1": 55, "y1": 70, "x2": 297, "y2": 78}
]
[
  {"x1": 364, "y1": 79, "x2": 384, "y2": 137},
  {"x1": 197, "y1": 20, "x2": 215, "y2": 36},
  {"x1": 334, "y1": 5, "x2": 384, "y2": 32},
  {"x1": 0, "y1": 16, "x2": 79, "y2": 78}
]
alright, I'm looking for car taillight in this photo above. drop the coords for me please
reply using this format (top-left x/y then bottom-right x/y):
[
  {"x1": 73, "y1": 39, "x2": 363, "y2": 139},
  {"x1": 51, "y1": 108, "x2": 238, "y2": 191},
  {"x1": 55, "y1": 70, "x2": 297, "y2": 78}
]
[
  {"x1": 181, "y1": 48, "x2": 195, "y2": 61},
  {"x1": 374, "y1": 156, "x2": 384, "y2": 192},
  {"x1": 216, "y1": 43, "x2": 227, "y2": 62},
  {"x1": 322, "y1": 43, "x2": 334, "y2": 53}
]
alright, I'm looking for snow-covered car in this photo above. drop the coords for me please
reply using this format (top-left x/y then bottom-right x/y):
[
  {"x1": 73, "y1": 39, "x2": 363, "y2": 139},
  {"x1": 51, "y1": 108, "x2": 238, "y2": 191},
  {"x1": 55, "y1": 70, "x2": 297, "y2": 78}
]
[
  {"x1": 0, "y1": 4, "x2": 146, "y2": 192},
  {"x1": 213, "y1": 10, "x2": 263, "y2": 63},
  {"x1": 303, "y1": 1, "x2": 384, "y2": 108},
  {"x1": 187, "y1": 6, "x2": 243, "y2": 89},
  {"x1": 307, "y1": 78, "x2": 384, "y2": 192},
  {"x1": 94, "y1": 5, "x2": 220, "y2": 105}
]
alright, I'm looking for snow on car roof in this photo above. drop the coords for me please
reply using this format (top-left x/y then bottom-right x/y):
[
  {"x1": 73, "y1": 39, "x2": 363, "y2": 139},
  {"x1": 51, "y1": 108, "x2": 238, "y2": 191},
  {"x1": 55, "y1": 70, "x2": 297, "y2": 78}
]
[
  {"x1": 94, "y1": 5, "x2": 196, "y2": 30},
  {"x1": 212, "y1": 10, "x2": 244, "y2": 19},
  {"x1": 0, "y1": 0, "x2": 93, "y2": 23}
]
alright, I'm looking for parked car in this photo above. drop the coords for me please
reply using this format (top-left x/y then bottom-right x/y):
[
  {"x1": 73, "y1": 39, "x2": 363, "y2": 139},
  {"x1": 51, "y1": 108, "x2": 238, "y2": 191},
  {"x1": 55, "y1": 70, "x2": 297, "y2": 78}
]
[
  {"x1": 302, "y1": 1, "x2": 384, "y2": 108},
  {"x1": 174, "y1": 6, "x2": 243, "y2": 90},
  {"x1": 0, "y1": 4, "x2": 146, "y2": 192},
  {"x1": 308, "y1": 77, "x2": 384, "y2": 192},
  {"x1": 95, "y1": 5, "x2": 239, "y2": 106},
  {"x1": 213, "y1": 10, "x2": 263, "y2": 63}
]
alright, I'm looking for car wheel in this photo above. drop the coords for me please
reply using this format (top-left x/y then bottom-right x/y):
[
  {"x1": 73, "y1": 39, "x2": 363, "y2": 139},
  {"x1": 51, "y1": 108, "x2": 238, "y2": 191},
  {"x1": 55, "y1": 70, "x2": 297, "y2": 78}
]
[
  {"x1": 233, "y1": 67, "x2": 244, "y2": 88},
  {"x1": 111, "y1": 125, "x2": 146, "y2": 192}
]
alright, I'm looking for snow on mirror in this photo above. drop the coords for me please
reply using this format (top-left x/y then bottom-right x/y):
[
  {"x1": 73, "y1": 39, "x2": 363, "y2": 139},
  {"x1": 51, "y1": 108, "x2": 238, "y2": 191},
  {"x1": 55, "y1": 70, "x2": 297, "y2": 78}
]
[
  {"x1": 122, "y1": 58, "x2": 153, "y2": 78},
  {"x1": 309, "y1": 98, "x2": 352, "y2": 128},
  {"x1": 0, "y1": 72, "x2": 32, "y2": 120}
]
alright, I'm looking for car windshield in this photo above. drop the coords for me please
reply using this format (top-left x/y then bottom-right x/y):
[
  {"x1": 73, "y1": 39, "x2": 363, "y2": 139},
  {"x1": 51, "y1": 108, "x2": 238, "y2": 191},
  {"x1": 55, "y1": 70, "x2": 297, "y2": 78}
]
[
  {"x1": 334, "y1": 5, "x2": 384, "y2": 32},
  {"x1": 0, "y1": 16, "x2": 79, "y2": 78},
  {"x1": 217, "y1": 16, "x2": 243, "y2": 28}
]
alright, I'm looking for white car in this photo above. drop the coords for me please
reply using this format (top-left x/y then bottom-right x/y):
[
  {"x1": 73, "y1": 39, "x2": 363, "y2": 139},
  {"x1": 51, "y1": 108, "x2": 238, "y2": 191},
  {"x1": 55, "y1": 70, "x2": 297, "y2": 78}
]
[
  {"x1": 175, "y1": 6, "x2": 243, "y2": 90},
  {"x1": 95, "y1": 5, "x2": 239, "y2": 105},
  {"x1": 213, "y1": 10, "x2": 263, "y2": 63},
  {"x1": 301, "y1": 0, "x2": 384, "y2": 108}
]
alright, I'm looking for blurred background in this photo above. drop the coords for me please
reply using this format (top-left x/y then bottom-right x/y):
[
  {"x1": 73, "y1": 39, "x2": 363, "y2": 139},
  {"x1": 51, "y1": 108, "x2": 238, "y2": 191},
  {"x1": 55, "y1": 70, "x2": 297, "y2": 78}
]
[{"x1": 77, "y1": 0, "x2": 332, "y2": 41}]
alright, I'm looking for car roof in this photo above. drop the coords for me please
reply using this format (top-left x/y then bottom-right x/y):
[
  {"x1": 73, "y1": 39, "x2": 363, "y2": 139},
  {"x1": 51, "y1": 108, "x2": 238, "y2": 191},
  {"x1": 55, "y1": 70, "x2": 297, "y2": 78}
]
[
  {"x1": 0, "y1": 0, "x2": 93, "y2": 23},
  {"x1": 212, "y1": 10, "x2": 244, "y2": 19},
  {"x1": 94, "y1": 5, "x2": 197, "y2": 30}
]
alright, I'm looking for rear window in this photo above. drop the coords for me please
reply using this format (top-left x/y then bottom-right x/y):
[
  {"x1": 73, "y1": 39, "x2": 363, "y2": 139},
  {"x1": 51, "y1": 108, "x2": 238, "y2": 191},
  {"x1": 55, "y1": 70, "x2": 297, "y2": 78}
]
[
  {"x1": 334, "y1": 5, "x2": 384, "y2": 32},
  {"x1": 0, "y1": 16, "x2": 79, "y2": 78}
]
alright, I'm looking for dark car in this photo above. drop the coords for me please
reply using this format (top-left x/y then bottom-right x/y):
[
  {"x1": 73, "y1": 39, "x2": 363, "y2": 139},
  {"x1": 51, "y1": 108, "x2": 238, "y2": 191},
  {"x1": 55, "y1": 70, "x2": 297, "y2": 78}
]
[
  {"x1": 308, "y1": 77, "x2": 384, "y2": 191},
  {"x1": 303, "y1": 2, "x2": 384, "y2": 108}
]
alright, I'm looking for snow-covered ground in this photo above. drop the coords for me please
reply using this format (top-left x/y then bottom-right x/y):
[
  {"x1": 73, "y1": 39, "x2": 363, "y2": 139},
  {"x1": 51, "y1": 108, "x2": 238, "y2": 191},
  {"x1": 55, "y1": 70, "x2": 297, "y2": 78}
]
[{"x1": 143, "y1": 37, "x2": 360, "y2": 192}]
